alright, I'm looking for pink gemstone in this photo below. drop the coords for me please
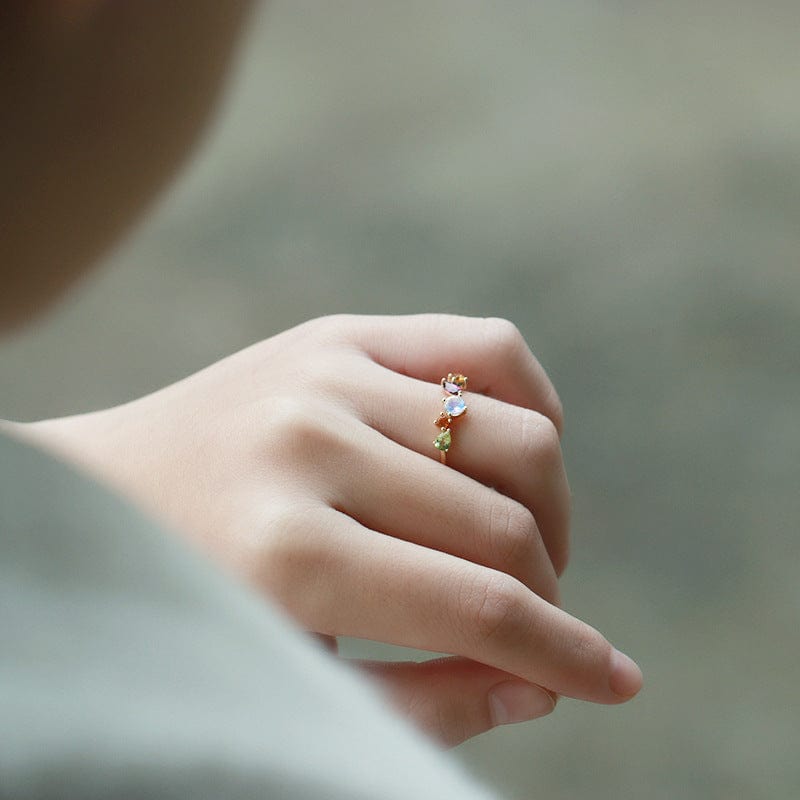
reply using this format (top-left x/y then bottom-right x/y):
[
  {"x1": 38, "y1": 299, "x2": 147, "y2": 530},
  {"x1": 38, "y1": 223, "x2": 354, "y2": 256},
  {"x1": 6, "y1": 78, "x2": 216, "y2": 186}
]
[{"x1": 443, "y1": 381, "x2": 460, "y2": 394}]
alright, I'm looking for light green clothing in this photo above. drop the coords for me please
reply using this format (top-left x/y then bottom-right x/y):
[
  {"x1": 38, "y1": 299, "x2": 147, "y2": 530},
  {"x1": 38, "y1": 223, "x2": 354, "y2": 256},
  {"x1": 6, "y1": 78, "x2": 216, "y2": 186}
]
[{"x1": 0, "y1": 432, "x2": 497, "y2": 799}]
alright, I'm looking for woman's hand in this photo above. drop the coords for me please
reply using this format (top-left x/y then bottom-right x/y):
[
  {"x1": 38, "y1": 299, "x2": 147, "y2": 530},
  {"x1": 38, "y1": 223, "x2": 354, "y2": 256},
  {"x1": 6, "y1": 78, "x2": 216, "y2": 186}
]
[{"x1": 18, "y1": 314, "x2": 642, "y2": 745}]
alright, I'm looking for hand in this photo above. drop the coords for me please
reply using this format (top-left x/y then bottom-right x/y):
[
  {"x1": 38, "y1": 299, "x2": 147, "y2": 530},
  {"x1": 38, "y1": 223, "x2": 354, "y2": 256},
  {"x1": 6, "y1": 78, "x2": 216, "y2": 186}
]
[{"x1": 19, "y1": 314, "x2": 642, "y2": 745}]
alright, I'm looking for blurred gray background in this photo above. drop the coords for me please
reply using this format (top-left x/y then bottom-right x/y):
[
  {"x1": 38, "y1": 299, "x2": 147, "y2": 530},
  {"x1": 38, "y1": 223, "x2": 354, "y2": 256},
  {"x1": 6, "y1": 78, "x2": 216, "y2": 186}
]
[{"x1": 2, "y1": 2, "x2": 798, "y2": 798}]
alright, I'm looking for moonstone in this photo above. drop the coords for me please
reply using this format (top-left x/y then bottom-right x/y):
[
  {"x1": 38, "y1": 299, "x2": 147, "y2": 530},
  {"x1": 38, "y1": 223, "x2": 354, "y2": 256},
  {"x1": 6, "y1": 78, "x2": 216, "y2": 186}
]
[{"x1": 443, "y1": 395, "x2": 467, "y2": 417}]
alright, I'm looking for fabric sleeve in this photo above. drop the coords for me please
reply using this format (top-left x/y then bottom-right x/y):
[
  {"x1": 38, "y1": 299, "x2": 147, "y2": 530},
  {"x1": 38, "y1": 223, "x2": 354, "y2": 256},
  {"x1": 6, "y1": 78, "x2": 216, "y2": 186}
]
[{"x1": 0, "y1": 432, "x2": 500, "y2": 800}]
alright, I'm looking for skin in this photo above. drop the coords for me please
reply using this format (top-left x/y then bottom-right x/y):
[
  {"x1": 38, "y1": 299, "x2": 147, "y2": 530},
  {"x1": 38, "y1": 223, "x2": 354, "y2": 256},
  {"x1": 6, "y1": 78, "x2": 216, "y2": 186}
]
[{"x1": 0, "y1": 2, "x2": 642, "y2": 748}]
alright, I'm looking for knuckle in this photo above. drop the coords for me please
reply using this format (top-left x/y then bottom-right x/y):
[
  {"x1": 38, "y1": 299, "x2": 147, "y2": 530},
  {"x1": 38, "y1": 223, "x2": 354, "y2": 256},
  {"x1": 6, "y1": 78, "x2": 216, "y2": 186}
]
[
  {"x1": 482, "y1": 317, "x2": 564, "y2": 436},
  {"x1": 299, "y1": 312, "x2": 347, "y2": 336},
  {"x1": 464, "y1": 572, "x2": 530, "y2": 648},
  {"x1": 516, "y1": 412, "x2": 562, "y2": 471},
  {"x1": 253, "y1": 507, "x2": 335, "y2": 622},
  {"x1": 265, "y1": 395, "x2": 315, "y2": 436},
  {"x1": 312, "y1": 313, "x2": 368, "y2": 346},
  {"x1": 536, "y1": 415, "x2": 562, "y2": 465},
  {"x1": 568, "y1": 623, "x2": 611, "y2": 668},
  {"x1": 488, "y1": 500, "x2": 561, "y2": 603},
  {"x1": 489, "y1": 500, "x2": 539, "y2": 571},
  {"x1": 254, "y1": 504, "x2": 314, "y2": 565},
  {"x1": 280, "y1": 314, "x2": 357, "y2": 353},
  {"x1": 483, "y1": 317, "x2": 525, "y2": 361},
  {"x1": 552, "y1": 538, "x2": 570, "y2": 580},
  {"x1": 262, "y1": 396, "x2": 346, "y2": 465},
  {"x1": 547, "y1": 391, "x2": 565, "y2": 437}
]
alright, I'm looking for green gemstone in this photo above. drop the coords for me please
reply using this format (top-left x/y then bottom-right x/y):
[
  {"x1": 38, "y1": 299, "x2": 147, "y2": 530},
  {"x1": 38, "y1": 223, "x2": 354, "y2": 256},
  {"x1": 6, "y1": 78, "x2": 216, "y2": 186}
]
[{"x1": 433, "y1": 429, "x2": 452, "y2": 452}]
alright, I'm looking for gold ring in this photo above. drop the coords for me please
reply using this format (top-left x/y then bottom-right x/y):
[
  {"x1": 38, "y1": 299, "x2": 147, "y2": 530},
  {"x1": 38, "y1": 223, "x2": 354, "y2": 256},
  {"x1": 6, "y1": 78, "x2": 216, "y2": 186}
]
[{"x1": 433, "y1": 373, "x2": 468, "y2": 465}]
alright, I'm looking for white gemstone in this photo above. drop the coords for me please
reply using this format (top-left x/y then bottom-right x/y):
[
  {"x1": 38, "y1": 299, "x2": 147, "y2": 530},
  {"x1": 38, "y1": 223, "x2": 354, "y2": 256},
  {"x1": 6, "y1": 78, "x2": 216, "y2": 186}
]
[{"x1": 443, "y1": 395, "x2": 467, "y2": 417}]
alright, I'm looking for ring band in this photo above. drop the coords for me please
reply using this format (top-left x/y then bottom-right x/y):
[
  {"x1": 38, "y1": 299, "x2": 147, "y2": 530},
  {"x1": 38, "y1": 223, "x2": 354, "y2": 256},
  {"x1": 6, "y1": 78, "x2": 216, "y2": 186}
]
[{"x1": 433, "y1": 373, "x2": 468, "y2": 465}]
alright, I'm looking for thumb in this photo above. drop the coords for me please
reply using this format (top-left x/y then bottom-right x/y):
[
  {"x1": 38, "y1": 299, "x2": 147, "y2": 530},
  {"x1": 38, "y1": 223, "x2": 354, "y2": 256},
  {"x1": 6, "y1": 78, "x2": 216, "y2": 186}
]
[{"x1": 357, "y1": 656, "x2": 557, "y2": 748}]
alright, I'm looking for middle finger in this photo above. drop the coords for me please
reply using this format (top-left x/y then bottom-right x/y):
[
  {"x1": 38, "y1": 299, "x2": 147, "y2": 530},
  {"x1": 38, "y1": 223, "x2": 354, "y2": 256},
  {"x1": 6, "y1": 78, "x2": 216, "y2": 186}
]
[
  {"x1": 332, "y1": 421, "x2": 560, "y2": 605},
  {"x1": 347, "y1": 358, "x2": 571, "y2": 575}
]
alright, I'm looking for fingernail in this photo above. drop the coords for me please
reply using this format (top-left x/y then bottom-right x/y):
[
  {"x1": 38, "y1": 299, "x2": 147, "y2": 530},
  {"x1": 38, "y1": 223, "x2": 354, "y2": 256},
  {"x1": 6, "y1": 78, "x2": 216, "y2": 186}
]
[
  {"x1": 609, "y1": 649, "x2": 643, "y2": 699},
  {"x1": 488, "y1": 681, "x2": 556, "y2": 726}
]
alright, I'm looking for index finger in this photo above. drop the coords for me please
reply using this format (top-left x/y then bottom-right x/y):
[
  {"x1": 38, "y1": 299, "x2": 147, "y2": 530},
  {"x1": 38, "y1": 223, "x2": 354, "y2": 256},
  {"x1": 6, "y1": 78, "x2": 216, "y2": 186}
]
[{"x1": 334, "y1": 314, "x2": 564, "y2": 435}]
